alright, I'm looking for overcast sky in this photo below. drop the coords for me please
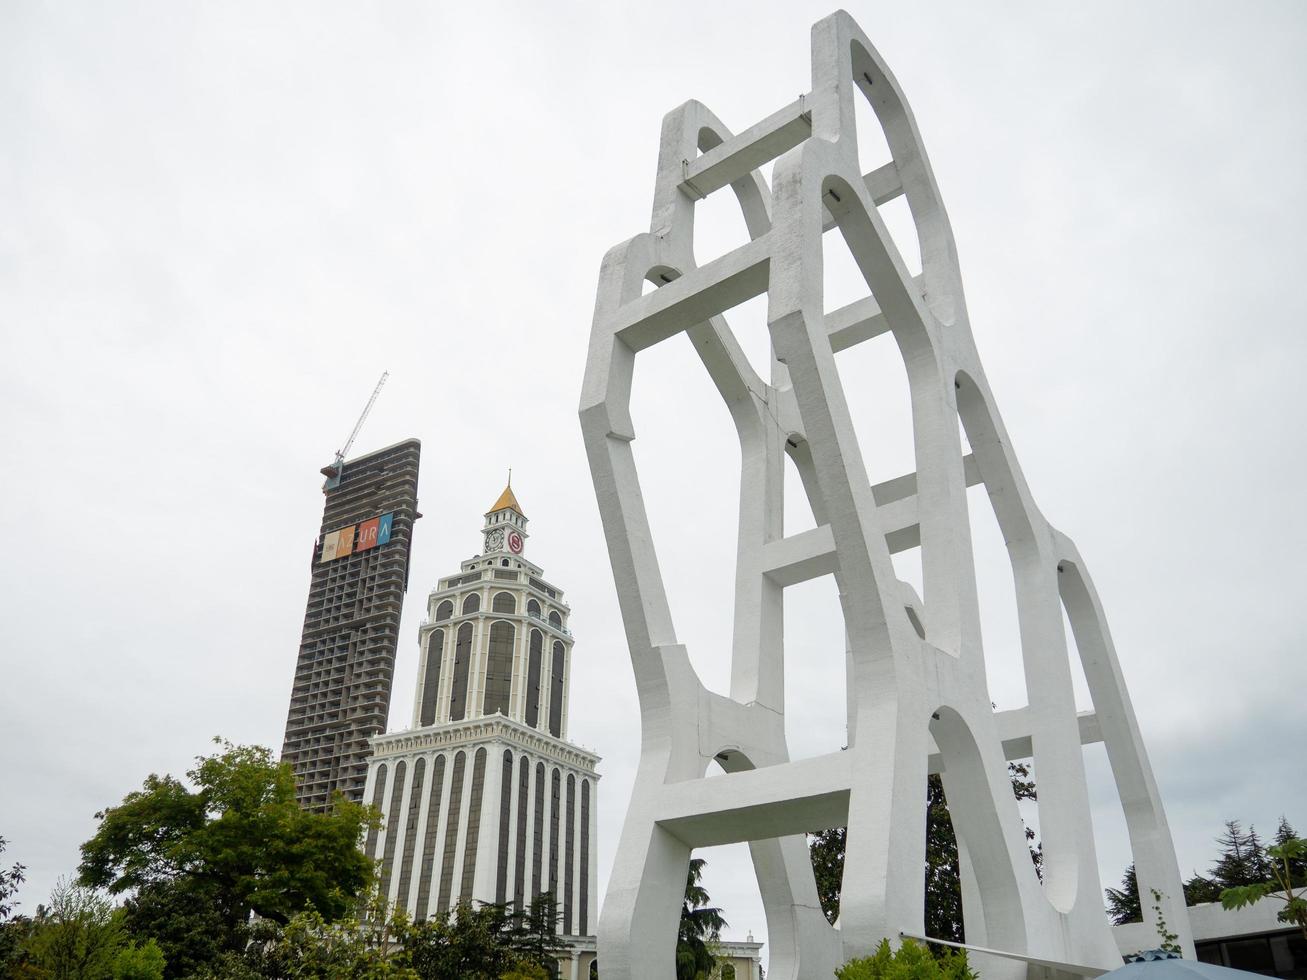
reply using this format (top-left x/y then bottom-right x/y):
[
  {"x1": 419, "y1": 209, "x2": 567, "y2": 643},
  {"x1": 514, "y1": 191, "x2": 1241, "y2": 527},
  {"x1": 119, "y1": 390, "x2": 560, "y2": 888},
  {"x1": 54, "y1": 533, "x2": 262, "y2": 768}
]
[{"x1": 3, "y1": 1, "x2": 1306, "y2": 969}]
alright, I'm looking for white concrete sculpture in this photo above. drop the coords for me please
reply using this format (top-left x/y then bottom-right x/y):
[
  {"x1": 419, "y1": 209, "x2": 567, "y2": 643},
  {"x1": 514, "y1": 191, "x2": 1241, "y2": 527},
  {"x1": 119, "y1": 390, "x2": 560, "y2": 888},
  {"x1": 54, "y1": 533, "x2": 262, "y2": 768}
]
[{"x1": 579, "y1": 12, "x2": 1192, "y2": 979}]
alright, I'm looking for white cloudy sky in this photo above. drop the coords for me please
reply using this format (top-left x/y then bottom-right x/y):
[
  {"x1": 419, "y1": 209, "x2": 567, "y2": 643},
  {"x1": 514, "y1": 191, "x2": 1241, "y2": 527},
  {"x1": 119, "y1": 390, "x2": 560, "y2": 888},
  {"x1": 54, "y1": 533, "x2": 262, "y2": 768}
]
[{"x1": 3, "y1": 0, "x2": 1305, "y2": 968}]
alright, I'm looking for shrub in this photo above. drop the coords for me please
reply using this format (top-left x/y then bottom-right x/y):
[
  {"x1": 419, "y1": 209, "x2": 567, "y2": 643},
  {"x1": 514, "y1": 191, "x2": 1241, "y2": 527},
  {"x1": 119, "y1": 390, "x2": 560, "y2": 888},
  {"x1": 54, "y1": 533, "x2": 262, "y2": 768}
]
[{"x1": 836, "y1": 938, "x2": 975, "y2": 980}]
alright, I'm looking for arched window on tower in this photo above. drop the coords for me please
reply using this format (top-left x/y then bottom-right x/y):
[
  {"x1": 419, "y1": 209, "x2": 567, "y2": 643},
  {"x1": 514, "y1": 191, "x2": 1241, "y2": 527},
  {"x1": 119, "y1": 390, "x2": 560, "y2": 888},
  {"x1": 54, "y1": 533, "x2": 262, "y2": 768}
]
[
  {"x1": 548, "y1": 610, "x2": 562, "y2": 629},
  {"x1": 528, "y1": 599, "x2": 541, "y2": 617},
  {"x1": 525, "y1": 630, "x2": 543, "y2": 729},
  {"x1": 419, "y1": 629, "x2": 444, "y2": 726},
  {"x1": 483, "y1": 621, "x2": 515, "y2": 717},
  {"x1": 449, "y1": 623, "x2": 474, "y2": 721},
  {"x1": 435, "y1": 600, "x2": 453, "y2": 621},
  {"x1": 492, "y1": 591, "x2": 516, "y2": 614},
  {"x1": 548, "y1": 642, "x2": 566, "y2": 737},
  {"x1": 462, "y1": 592, "x2": 481, "y2": 615}
]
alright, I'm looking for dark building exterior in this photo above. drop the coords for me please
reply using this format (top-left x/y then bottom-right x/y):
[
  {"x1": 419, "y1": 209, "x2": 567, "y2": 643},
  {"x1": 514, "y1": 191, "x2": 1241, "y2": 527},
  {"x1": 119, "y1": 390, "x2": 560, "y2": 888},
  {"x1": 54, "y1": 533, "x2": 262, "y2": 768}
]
[{"x1": 281, "y1": 438, "x2": 421, "y2": 811}]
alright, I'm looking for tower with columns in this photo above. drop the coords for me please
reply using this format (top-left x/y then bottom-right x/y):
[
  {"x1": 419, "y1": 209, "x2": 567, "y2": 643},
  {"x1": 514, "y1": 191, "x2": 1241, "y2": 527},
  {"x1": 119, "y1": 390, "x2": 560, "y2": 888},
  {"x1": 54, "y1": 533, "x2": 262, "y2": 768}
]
[{"x1": 362, "y1": 482, "x2": 600, "y2": 944}]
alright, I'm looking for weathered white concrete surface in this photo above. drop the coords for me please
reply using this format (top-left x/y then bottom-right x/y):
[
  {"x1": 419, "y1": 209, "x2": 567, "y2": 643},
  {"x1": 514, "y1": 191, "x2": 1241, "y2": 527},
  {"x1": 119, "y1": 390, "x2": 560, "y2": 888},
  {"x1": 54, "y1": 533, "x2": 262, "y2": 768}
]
[{"x1": 579, "y1": 12, "x2": 1192, "y2": 978}]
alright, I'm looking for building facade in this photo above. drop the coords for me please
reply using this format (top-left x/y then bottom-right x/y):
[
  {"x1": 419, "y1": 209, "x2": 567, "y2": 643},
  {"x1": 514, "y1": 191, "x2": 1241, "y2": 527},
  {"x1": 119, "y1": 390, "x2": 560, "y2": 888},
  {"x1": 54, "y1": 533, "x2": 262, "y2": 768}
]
[
  {"x1": 363, "y1": 484, "x2": 600, "y2": 939},
  {"x1": 281, "y1": 438, "x2": 422, "y2": 811},
  {"x1": 1115, "y1": 897, "x2": 1306, "y2": 978}
]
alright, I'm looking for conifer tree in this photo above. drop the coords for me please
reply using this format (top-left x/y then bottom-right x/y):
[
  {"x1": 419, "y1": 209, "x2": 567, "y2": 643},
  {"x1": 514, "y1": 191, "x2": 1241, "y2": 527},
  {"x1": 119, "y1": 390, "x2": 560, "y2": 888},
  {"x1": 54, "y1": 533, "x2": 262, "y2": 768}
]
[
  {"x1": 1183, "y1": 874, "x2": 1222, "y2": 906},
  {"x1": 1274, "y1": 817, "x2": 1307, "y2": 886},
  {"x1": 1105, "y1": 865, "x2": 1142, "y2": 925},
  {"x1": 1246, "y1": 826, "x2": 1275, "y2": 884},
  {"x1": 1211, "y1": 821, "x2": 1267, "y2": 889}
]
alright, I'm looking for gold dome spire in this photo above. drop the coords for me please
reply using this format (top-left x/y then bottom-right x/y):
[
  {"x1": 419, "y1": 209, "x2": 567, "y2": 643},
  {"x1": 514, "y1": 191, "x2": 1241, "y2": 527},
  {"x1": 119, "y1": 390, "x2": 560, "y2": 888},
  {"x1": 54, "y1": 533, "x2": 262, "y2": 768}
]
[{"x1": 486, "y1": 473, "x2": 525, "y2": 517}]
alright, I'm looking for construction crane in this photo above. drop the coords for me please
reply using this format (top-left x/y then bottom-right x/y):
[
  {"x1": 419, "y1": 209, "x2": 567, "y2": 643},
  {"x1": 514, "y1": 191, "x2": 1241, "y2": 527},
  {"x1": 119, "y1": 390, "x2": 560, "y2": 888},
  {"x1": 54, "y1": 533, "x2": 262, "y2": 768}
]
[{"x1": 320, "y1": 370, "x2": 389, "y2": 486}]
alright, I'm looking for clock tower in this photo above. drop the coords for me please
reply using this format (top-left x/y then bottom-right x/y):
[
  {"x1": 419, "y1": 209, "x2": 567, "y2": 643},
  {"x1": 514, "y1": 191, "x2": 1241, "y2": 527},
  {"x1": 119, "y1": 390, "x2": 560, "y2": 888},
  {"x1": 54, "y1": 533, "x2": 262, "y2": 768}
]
[
  {"x1": 361, "y1": 477, "x2": 600, "y2": 963},
  {"x1": 482, "y1": 479, "x2": 529, "y2": 557}
]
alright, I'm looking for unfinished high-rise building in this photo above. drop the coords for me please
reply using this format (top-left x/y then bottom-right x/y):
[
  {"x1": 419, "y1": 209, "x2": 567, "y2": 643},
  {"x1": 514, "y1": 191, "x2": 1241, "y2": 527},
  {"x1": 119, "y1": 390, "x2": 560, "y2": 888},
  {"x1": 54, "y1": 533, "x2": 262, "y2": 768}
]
[{"x1": 281, "y1": 438, "x2": 422, "y2": 811}]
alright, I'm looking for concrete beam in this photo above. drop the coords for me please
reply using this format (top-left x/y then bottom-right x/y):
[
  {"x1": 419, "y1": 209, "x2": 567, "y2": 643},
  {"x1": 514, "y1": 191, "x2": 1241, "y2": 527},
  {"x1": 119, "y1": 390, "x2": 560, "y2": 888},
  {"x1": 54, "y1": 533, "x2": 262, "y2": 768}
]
[
  {"x1": 615, "y1": 236, "x2": 771, "y2": 352},
  {"x1": 655, "y1": 751, "x2": 852, "y2": 847},
  {"x1": 680, "y1": 99, "x2": 811, "y2": 200}
]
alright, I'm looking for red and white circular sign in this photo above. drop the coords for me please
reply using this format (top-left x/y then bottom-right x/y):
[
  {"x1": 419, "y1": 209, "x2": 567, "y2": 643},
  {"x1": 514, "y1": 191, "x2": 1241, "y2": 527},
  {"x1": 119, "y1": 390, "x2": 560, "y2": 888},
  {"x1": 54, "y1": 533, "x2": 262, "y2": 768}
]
[{"x1": 507, "y1": 531, "x2": 523, "y2": 554}]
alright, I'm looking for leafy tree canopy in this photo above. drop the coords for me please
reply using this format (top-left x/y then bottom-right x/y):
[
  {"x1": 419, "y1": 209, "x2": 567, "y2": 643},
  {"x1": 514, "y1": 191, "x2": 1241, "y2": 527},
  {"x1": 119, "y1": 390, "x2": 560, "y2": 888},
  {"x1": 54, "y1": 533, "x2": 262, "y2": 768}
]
[
  {"x1": 112, "y1": 938, "x2": 167, "y2": 980},
  {"x1": 78, "y1": 739, "x2": 377, "y2": 933},
  {"x1": 121, "y1": 876, "x2": 252, "y2": 979},
  {"x1": 0, "y1": 834, "x2": 28, "y2": 973},
  {"x1": 1, "y1": 835, "x2": 25, "y2": 923},
  {"x1": 15, "y1": 878, "x2": 165, "y2": 980},
  {"x1": 403, "y1": 899, "x2": 531, "y2": 980}
]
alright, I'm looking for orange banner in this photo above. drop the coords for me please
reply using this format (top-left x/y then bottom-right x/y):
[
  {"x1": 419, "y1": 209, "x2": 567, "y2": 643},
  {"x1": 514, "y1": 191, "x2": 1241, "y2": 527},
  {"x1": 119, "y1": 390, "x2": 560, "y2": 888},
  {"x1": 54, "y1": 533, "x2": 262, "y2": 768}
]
[
  {"x1": 356, "y1": 517, "x2": 381, "y2": 552},
  {"x1": 335, "y1": 525, "x2": 356, "y2": 558}
]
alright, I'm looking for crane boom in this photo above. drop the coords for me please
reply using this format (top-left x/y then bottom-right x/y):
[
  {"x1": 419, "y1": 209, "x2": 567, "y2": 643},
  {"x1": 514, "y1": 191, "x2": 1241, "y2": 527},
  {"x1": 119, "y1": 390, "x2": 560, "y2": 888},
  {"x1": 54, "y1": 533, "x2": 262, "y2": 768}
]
[
  {"x1": 320, "y1": 370, "x2": 389, "y2": 483},
  {"x1": 339, "y1": 370, "x2": 389, "y2": 461}
]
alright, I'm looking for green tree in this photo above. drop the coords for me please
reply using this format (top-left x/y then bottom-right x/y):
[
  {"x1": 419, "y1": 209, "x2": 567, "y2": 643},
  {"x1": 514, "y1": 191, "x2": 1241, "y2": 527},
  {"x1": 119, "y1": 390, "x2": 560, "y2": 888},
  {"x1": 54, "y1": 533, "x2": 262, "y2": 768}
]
[
  {"x1": 112, "y1": 938, "x2": 166, "y2": 980},
  {"x1": 1273, "y1": 818, "x2": 1307, "y2": 886},
  {"x1": 119, "y1": 877, "x2": 237, "y2": 978},
  {"x1": 1221, "y1": 835, "x2": 1307, "y2": 942},
  {"x1": 405, "y1": 901, "x2": 521, "y2": 980},
  {"x1": 1183, "y1": 874, "x2": 1222, "y2": 906},
  {"x1": 21, "y1": 878, "x2": 131, "y2": 980},
  {"x1": 266, "y1": 908, "x2": 416, "y2": 979},
  {"x1": 809, "y1": 828, "x2": 845, "y2": 928},
  {"x1": 1210, "y1": 821, "x2": 1270, "y2": 889},
  {"x1": 835, "y1": 937, "x2": 974, "y2": 980},
  {"x1": 1, "y1": 834, "x2": 28, "y2": 971},
  {"x1": 78, "y1": 738, "x2": 377, "y2": 973},
  {"x1": 191, "y1": 884, "x2": 415, "y2": 980},
  {"x1": 501, "y1": 963, "x2": 551, "y2": 980},
  {"x1": 677, "y1": 858, "x2": 726, "y2": 980},
  {"x1": 1105, "y1": 865, "x2": 1142, "y2": 925},
  {"x1": 0, "y1": 836, "x2": 24, "y2": 923},
  {"x1": 510, "y1": 894, "x2": 569, "y2": 977},
  {"x1": 924, "y1": 773, "x2": 964, "y2": 943}
]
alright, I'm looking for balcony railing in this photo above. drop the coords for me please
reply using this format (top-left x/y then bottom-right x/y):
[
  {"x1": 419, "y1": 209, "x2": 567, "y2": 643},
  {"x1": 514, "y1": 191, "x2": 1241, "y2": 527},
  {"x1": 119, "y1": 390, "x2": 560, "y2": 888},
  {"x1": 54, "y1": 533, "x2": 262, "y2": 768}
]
[{"x1": 528, "y1": 610, "x2": 571, "y2": 636}]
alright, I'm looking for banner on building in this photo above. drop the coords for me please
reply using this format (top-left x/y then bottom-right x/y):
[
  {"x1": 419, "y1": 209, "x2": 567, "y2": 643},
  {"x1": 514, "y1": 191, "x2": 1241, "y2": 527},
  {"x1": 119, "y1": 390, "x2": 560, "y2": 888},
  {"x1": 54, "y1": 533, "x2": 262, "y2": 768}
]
[
  {"x1": 320, "y1": 514, "x2": 393, "y2": 562},
  {"x1": 357, "y1": 517, "x2": 381, "y2": 552},
  {"x1": 335, "y1": 524, "x2": 356, "y2": 559}
]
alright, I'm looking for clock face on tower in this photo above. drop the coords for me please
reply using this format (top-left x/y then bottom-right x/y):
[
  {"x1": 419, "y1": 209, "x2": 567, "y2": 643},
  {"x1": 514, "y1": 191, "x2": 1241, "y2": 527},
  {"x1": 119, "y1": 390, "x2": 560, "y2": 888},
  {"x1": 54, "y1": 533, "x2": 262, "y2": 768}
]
[
  {"x1": 485, "y1": 528, "x2": 505, "y2": 552},
  {"x1": 507, "y1": 530, "x2": 524, "y2": 555}
]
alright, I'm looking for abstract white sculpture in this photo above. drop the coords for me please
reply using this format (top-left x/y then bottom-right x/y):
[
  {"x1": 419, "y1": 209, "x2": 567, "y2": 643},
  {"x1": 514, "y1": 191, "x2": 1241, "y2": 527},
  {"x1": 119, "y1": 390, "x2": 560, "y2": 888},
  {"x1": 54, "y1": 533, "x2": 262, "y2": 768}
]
[{"x1": 580, "y1": 12, "x2": 1192, "y2": 979}]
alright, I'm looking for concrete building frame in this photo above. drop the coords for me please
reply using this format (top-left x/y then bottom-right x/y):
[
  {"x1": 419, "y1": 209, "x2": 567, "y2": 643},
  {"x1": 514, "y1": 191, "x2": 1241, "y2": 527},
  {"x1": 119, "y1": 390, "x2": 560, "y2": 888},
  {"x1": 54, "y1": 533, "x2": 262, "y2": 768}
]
[{"x1": 580, "y1": 12, "x2": 1191, "y2": 980}]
